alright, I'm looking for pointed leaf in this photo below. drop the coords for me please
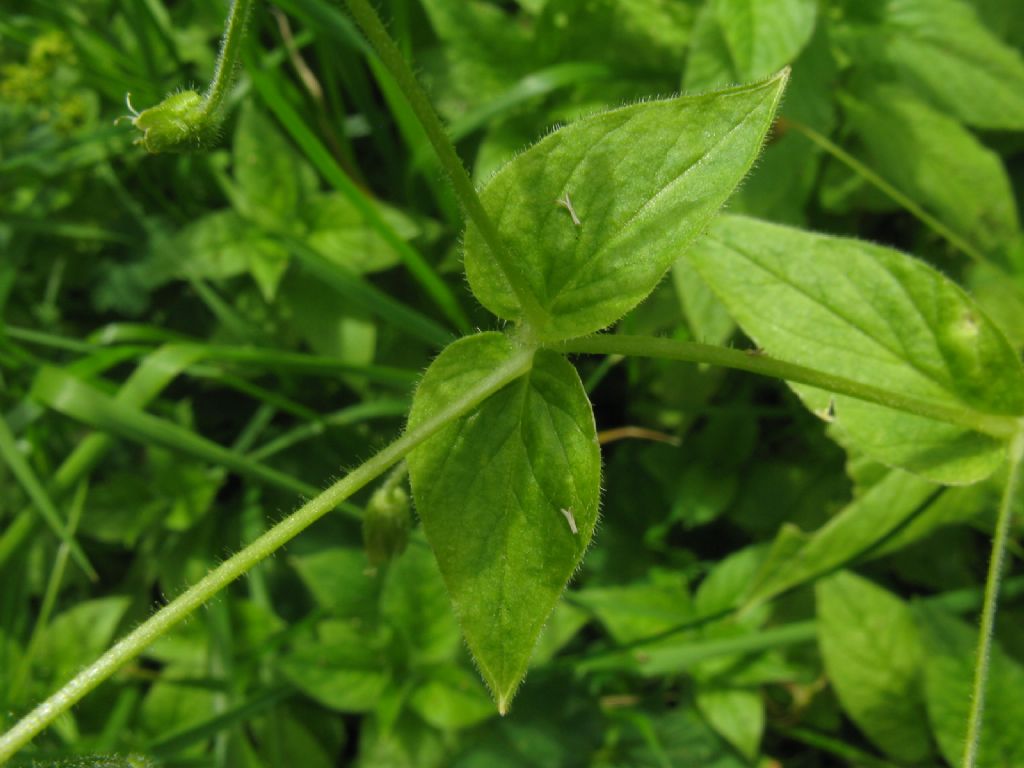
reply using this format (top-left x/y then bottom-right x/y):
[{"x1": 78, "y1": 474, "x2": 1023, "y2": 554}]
[
  {"x1": 464, "y1": 73, "x2": 788, "y2": 341},
  {"x1": 407, "y1": 333, "x2": 600, "y2": 712},
  {"x1": 685, "y1": 215, "x2": 1024, "y2": 484}
]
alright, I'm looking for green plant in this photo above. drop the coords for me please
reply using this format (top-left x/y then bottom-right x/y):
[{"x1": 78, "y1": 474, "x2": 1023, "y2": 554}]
[{"x1": 2, "y1": 0, "x2": 1023, "y2": 766}]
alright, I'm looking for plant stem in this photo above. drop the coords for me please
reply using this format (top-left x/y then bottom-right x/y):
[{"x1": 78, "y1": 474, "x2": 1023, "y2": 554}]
[
  {"x1": 552, "y1": 335, "x2": 1020, "y2": 440},
  {"x1": 342, "y1": 0, "x2": 549, "y2": 330},
  {"x1": 962, "y1": 428, "x2": 1024, "y2": 768},
  {"x1": 201, "y1": 0, "x2": 254, "y2": 118},
  {"x1": 0, "y1": 347, "x2": 534, "y2": 762},
  {"x1": 783, "y1": 118, "x2": 988, "y2": 265}
]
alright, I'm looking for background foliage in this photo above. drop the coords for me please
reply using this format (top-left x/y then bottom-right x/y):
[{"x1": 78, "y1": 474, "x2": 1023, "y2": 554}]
[{"x1": 2, "y1": 0, "x2": 1024, "y2": 765}]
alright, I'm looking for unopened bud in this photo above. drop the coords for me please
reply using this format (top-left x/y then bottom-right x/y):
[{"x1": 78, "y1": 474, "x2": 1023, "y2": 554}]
[{"x1": 362, "y1": 483, "x2": 411, "y2": 566}]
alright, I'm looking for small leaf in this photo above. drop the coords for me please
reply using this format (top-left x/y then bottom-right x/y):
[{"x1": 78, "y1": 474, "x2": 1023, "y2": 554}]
[
  {"x1": 407, "y1": 333, "x2": 600, "y2": 712},
  {"x1": 695, "y1": 685, "x2": 764, "y2": 761},
  {"x1": 464, "y1": 73, "x2": 788, "y2": 341},
  {"x1": 685, "y1": 215, "x2": 1024, "y2": 484},
  {"x1": 685, "y1": 0, "x2": 817, "y2": 90},
  {"x1": 278, "y1": 620, "x2": 391, "y2": 713},
  {"x1": 816, "y1": 571, "x2": 932, "y2": 762}
]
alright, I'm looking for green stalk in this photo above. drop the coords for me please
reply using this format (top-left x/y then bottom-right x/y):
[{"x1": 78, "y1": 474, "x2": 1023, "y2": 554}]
[
  {"x1": 552, "y1": 335, "x2": 1020, "y2": 440},
  {"x1": 785, "y1": 118, "x2": 988, "y2": 265},
  {"x1": 201, "y1": 0, "x2": 254, "y2": 119},
  {"x1": 0, "y1": 348, "x2": 534, "y2": 761},
  {"x1": 342, "y1": 0, "x2": 549, "y2": 330},
  {"x1": 962, "y1": 428, "x2": 1024, "y2": 768}
]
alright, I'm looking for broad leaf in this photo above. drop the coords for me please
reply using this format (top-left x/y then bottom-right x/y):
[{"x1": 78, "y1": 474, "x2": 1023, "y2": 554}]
[
  {"x1": 816, "y1": 572, "x2": 932, "y2": 762},
  {"x1": 685, "y1": 0, "x2": 817, "y2": 90},
  {"x1": 685, "y1": 215, "x2": 1024, "y2": 484},
  {"x1": 834, "y1": 0, "x2": 1024, "y2": 129},
  {"x1": 915, "y1": 603, "x2": 1024, "y2": 767},
  {"x1": 843, "y1": 84, "x2": 1020, "y2": 256},
  {"x1": 407, "y1": 333, "x2": 600, "y2": 712},
  {"x1": 464, "y1": 73, "x2": 788, "y2": 341}
]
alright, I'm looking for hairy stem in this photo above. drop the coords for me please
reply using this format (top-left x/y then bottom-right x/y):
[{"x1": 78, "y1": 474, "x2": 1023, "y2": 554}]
[
  {"x1": 343, "y1": 0, "x2": 549, "y2": 330},
  {"x1": 962, "y1": 428, "x2": 1024, "y2": 768},
  {"x1": 552, "y1": 335, "x2": 1019, "y2": 440},
  {"x1": 0, "y1": 347, "x2": 534, "y2": 761},
  {"x1": 783, "y1": 118, "x2": 988, "y2": 265},
  {"x1": 202, "y1": 0, "x2": 254, "y2": 118}
]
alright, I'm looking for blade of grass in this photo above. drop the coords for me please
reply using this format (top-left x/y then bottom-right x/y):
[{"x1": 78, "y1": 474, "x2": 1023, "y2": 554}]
[
  {"x1": 0, "y1": 345, "x2": 207, "y2": 571},
  {"x1": 30, "y1": 365, "x2": 317, "y2": 499},
  {"x1": 783, "y1": 117, "x2": 989, "y2": 266},
  {"x1": 146, "y1": 687, "x2": 294, "y2": 757},
  {"x1": 280, "y1": 236, "x2": 453, "y2": 347},
  {"x1": 245, "y1": 51, "x2": 471, "y2": 333},
  {"x1": 0, "y1": 414, "x2": 96, "y2": 580}
]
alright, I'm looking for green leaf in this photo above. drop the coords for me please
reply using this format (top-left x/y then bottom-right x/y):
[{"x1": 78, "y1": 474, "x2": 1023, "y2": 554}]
[
  {"x1": 407, "y1": 333, "x2": 600, "y2": 712},
  {"x1": 834, "y1": 0, "x2": 1024, "y2": 130},
  {"x1": 380, "y1": 535, "x2": 461, "y2": 666},
  {"x1": 843, "y1": 83, "x2": 1020, "y2": 256},
  {"x1": 685, "y1": 215, "x2": 1024, "y2": 484},
  {"x1": 537, "y1": 0, "x2": 699, "y2": 78},
  {"x1": 816, "y1": 572, "x2": 932, "y2": 762},
  {"x1": 37, "y1": 597, "x2": 131, "y2": 685},
  {"x1": 672, "y1": 257, "x2": 734, "y2": 347},
  {"x1": 746, "y1": 470, "x2": 992, "y2": 605},
  {"x1": 234, "y1": 102, "x2": 312, "y2": 229},
  {"x1": 574, "y1": 571, "x2": 693, "y2": 644},
  {"x1": 408, "y1": 666, "x2": 497, "y2": 731},
  {"x1": 305, "y1": 192, "x2": 422, "y2": 275},
  {"x1": 694, "y1": 686, "x2": 763, "y2": 761},
  {"x1": 463, "y1": 73, "x2": 788, "y2": 341},
  {"x1": 685, "y1": 0, "x2": 817, "y2": 90},
  {"x1": 278, "y1": 620, "x2": 391, "y2": 713},
  {"x1": 915, "y1": 602, "x2": 1024, "y2": 767}
]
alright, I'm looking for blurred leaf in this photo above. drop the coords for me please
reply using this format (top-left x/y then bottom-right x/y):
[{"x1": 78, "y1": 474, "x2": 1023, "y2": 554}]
[
  {"x1": 834, "y1": 0, "x2": 1024, "y2": 129},
  {"x1": 380, "y1": 537, "x2": 461, "y2": 666},
  {"x1": 816, "y1": 572, "x2": 932, "y2": 762},
  {"x1": 574, "y1": 571, "x2": 693, "y2": 644},
  {"x1": 915, "y1": 602, "x2": 1024, "y2": 767},
  {"x1": 694, "y1": 686, "x2": 763, "y2": 761},
  {"x1": 233, "y1": 101, "x2": 314, "y2": 230},
  {"x1": 278, "y1": 620, "x2": 391, "y2": 713},
  {"x1": 685, "y1": 0, "x2": 817, "y2": 90},
  {"x1": 536, "y1": 0, "x2": 699, "y2": 78},
  {"x1": 408, "y1": 666, "x2": 496, "y2": 731},
  {"x1": 290, "y1": 546, "x2": 378, "y2": 619},
  {"x1": 37, "y1": 597, "x2": 130, "y2": 684},
  {"x1": 843, "y1": 83, "x2": 1020, "y2": 256},
  {"x1": 305, "y1": 192, "x2": 422, "y2": 275}
]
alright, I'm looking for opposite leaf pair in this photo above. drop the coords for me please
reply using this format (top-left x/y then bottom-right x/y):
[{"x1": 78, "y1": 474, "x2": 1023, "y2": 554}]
[
  {"x1": 407, "y1": 73, "x2": 787, "y2": 709},
  {"x1": 405, "y1": 69, "x2": 1024, "y2": 711}
]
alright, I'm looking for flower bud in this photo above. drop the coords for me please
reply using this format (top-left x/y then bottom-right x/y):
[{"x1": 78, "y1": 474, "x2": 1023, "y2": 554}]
[{"x1": 362, "y1": 483, "x2": 411, "y2": 567}]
